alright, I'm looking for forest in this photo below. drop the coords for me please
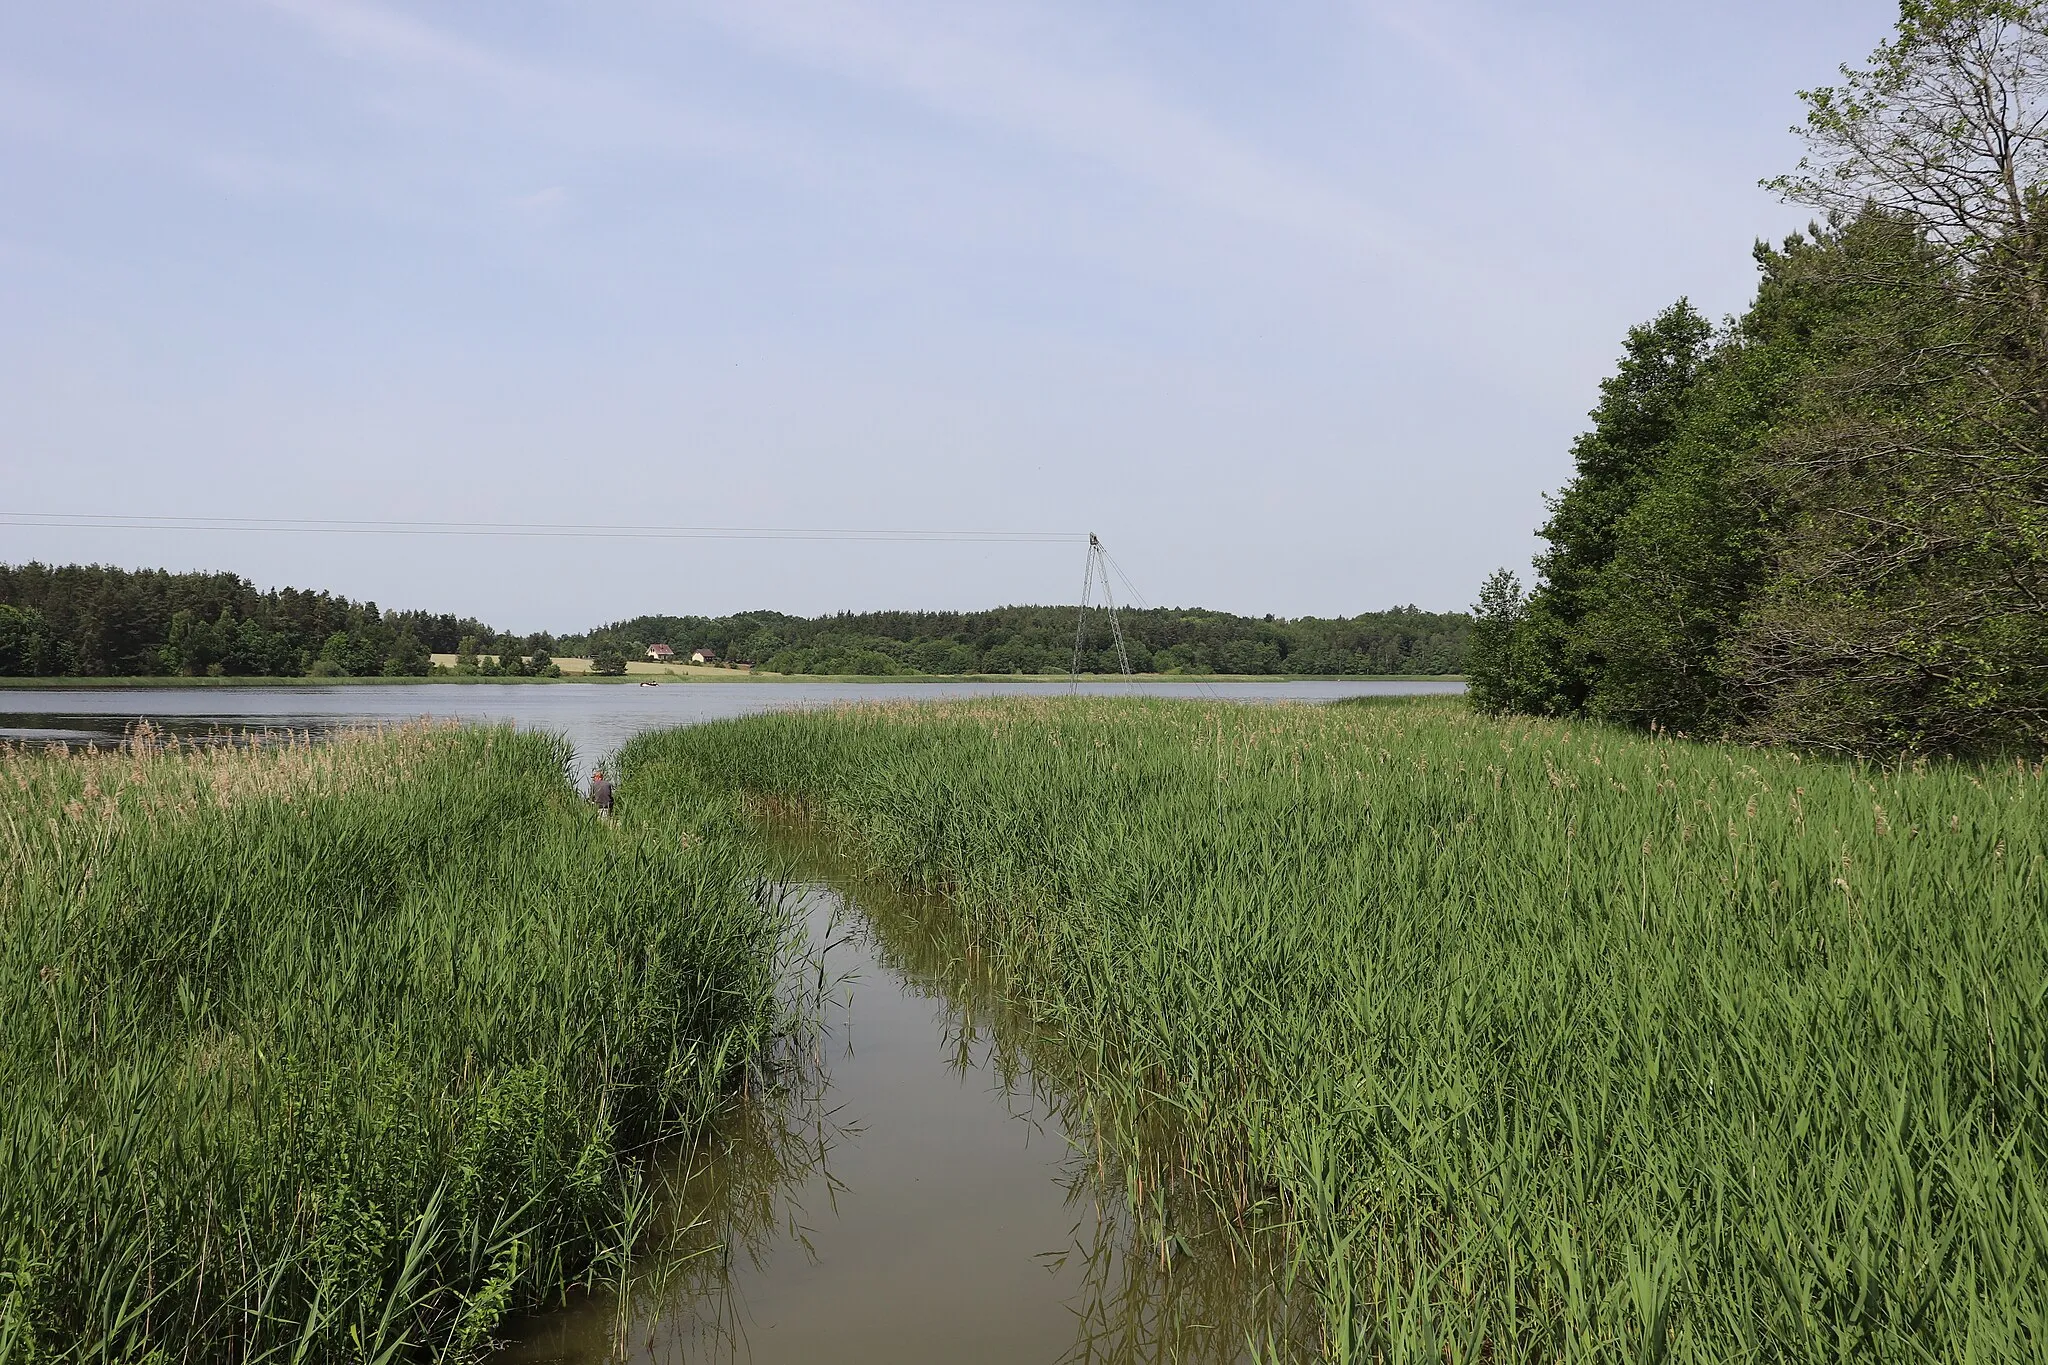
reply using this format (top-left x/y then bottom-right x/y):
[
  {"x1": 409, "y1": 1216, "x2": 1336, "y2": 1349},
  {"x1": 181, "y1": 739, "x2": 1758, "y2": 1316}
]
[
  {"x1": 565, "y1": 604, "x2": 1468, "y2": 677},
  {"x1": 1469, "y1": 6, "x2": 2048, "y2": 757},
  {"x1": 0, "y1": 562, "x2": 1468, "y2": 679},
  {"x1": 0, "y1": 563, "x2": 517, "y2": 678}
]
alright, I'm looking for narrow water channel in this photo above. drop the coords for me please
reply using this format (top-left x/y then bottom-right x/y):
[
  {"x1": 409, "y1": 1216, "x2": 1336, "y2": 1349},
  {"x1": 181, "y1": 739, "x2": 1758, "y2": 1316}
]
[{"x1": 497, "y1": 823, "x2": 1305, "y2": 1364}]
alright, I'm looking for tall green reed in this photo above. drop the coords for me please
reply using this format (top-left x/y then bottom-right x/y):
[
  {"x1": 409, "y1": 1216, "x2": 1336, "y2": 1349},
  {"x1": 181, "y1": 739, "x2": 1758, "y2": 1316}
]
[
  {"x1": 0, "y1": 724, "x2": 789, "y2": 1362},
  {"x1": 620, "y1": 695, "x2": 2047, "y2": 1362}
]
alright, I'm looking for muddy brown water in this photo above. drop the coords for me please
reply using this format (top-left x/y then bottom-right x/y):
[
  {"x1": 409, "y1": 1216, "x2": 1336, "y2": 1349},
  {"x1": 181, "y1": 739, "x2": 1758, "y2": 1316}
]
[{"x1": 494, "y1": 824, "x2": 1310, "y2": 1364}]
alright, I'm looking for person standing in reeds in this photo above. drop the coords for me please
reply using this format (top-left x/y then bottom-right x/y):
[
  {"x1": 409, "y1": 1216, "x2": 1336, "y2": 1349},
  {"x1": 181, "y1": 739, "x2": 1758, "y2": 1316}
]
[{"x1": 589, "y1": 766, "x2": 614, "y2": 818}]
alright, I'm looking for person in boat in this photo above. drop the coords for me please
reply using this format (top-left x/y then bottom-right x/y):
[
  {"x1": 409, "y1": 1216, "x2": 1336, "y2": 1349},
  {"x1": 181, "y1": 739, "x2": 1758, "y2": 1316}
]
[{"x1": 589, "y1": 767, "x2": 614, "y2": 818}]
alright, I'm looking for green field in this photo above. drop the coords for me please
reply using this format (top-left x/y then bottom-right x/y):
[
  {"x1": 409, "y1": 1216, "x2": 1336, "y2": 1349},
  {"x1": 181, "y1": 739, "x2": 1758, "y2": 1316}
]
[
  {"x1": 621, "y1": 694, "x2": 2047, "y2": 1361},
  {"x1": 0, "y1": 725, "x2": 789, "y2": 1361}
]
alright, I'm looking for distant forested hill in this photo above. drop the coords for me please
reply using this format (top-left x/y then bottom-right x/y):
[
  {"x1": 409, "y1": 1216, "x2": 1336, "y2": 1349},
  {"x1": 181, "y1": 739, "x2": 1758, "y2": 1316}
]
[
  {"x1": 0, "y1": 563, "x2": 516, "y2": 678},
  {"x1": 0, "y1": 561, "x2": 1468, "y2": 679},
  {"x1": 565, "y1": 605, "x2": 1469, "y2": 676}
]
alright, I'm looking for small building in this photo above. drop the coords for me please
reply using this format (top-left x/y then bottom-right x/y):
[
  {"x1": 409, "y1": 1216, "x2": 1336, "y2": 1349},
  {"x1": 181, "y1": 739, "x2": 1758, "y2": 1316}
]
[
  {"x1": 646, "y1": 644, "x2": 675, "y2": 661},
  {"x1": 690, "y1": 648, "x2": 718, "y2": 665}
]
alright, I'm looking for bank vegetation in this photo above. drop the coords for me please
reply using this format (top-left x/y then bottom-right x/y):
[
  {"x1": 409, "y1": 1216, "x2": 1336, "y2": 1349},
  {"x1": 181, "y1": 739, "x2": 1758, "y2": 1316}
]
[
  {"x1": 1471, "y1": 3, "x2": 2048, "y2": 757},
  {"x1": 624, "y1": 694, "x2": 2045, "y2": 1360},
  {"x1": 0, "y1": 724, "x2": 788, "y2": 1360}
]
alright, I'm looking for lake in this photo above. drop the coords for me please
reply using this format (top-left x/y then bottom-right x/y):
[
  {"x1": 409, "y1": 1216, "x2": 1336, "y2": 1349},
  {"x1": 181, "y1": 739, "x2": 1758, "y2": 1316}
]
[{"x1": 0, "y1": 678, "x2": 1463, "y2": 772}]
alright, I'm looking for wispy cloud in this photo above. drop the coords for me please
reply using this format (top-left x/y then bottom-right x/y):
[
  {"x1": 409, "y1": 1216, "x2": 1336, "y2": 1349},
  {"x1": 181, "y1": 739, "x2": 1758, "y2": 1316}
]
[
  {"x1": 255, "y1": 0, "x2": 773, "y2": 165},
  {"x1": 510, "y1": 184, "x2": 570, "y2": 225},
  {"x1": 1357, "y1": 0, "x2": 1791, "y2": 247},
  {"x1": 686, "y1": 0, "x2": 1432, "y2": 268},
  {"x1": 0, "y1": 65, "x2": 356, "y2": 225},
  {"x1": 259, "y1": 0, "x2": 517, "y2": 81}
]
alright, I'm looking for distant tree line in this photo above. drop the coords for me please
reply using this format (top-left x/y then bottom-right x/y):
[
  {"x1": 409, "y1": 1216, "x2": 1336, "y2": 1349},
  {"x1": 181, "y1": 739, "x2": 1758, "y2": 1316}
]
[
  {"x1": 1469, "y1": 3, "x2": 2048, "y2": 757},
  {"x1": 0, "y1": 563, "x2": 548, "y2": 679},
  {"x1": 0, "y1": 567, "x2": 1469, "y2": 681},
  {"x1": 565, "y1": 604, "x2": 1469, "y2": 677},
  {"x1": 450, "y1": 635, "x2": 561, "y2": 679}
]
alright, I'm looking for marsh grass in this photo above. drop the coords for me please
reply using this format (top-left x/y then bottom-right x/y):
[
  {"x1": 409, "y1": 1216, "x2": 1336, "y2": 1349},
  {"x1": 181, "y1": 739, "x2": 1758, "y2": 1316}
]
[
  {"x1": 0, "y1": 723, "x2": 789, "y2": 1362},
  {"x1": 620, "y1": 695, "x2": 2047, "y2": 1362},
  {"x1": 766, "y1": 819, "x2": 1319, "y2": 1364},
  {"x1": 509, "y1": 811, "x2": 1320, "y2": 1365}
]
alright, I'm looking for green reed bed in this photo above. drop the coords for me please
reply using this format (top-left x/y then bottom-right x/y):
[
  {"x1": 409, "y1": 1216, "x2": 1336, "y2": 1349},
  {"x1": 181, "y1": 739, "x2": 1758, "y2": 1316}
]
[
  {"x1": 0, "y1": 724, "x2": 787, "y2": 1362},
  {"x1": 619, "y1": 695, "x2": 2047, "y2": 1362}
]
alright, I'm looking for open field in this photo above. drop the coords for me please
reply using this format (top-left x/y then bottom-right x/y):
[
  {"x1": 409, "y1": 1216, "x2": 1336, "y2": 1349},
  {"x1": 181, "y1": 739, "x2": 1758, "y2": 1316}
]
[
  {"x1": 442, "y1": 655, "x2": 745, "y2": 680},
  {"x1": 620, "y1": 694, "x2": 2047, "y2": 1361},
  {"x1": 0, "y1": 724, "x2": 788, "y2": 1361}
]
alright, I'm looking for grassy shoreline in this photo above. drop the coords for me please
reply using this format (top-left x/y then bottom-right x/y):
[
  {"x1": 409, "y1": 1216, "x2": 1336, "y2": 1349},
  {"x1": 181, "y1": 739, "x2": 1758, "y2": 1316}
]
[
  {"x1": 0, "y1": 725, "x2": 791, "y2": 1360},
  {"x1": 620, "y1": 694, "x2": 2045, "y2": 1360}
]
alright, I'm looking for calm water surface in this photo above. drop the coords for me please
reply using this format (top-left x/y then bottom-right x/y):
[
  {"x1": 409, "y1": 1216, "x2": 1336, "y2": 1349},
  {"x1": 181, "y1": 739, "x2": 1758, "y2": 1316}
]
[
  {"x1": 0, "y1": 678, "x2": 1460, "y2": 771},
  {"x1": 497, "y1": 827, "x2": 1312, "y2": 1364}
]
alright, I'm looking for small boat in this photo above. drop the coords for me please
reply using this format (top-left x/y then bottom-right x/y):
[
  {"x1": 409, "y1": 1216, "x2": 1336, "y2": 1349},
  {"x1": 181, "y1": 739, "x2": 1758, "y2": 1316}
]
[{"x1": 637, "y1": 681, "x2": 659, "y2": 687}]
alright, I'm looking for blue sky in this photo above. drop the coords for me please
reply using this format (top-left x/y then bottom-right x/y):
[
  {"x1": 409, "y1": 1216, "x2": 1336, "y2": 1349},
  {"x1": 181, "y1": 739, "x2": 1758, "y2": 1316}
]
[{"x1": 1, "y1": 1, "x2": 1893, "y2": 630}]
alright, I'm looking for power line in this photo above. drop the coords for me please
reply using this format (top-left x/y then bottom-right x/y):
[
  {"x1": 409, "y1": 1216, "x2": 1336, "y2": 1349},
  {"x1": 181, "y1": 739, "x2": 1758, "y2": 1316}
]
[
  {"x1": 0, "y1": 512, "x2": 1084, "y2": 544},
  {"x1": 1099, "y1": 543, "x2": 1153, "y2": 611},
  {"x1": 1069, "y1": 532, "x2": 1134, "y2": 689}
]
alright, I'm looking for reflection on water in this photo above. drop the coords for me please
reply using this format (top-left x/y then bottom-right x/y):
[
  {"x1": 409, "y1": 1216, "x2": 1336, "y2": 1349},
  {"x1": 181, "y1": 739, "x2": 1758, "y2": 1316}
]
[{"x1": 497, "y1": 822, "x2": 1309, "y2": 1365}]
